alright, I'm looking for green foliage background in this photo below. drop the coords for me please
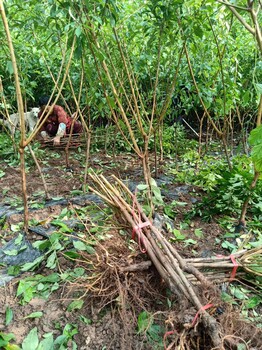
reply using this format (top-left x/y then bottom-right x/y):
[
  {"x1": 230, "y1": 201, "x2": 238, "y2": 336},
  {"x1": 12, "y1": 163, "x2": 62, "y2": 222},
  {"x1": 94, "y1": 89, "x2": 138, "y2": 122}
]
[{"x1": 0, "y1": 0, "x2": 261, "y2": 128}]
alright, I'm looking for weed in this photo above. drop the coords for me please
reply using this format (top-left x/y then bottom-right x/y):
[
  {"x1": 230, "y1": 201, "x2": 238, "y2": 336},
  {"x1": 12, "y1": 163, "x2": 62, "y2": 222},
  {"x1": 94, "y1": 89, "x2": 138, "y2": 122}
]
[
  {"x1": 137, "y1": 311, "x2": 164, "y2": 349},
  {"x1": 0, "y1": 332, "x2": 20, "y2": 350},
  {"x1": 20, "y1": 323, "x2": 78, "y2": 350}
]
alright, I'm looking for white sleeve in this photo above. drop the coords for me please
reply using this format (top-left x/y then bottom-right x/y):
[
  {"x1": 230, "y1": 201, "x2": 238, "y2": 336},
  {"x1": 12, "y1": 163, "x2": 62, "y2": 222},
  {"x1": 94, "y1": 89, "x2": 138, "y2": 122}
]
[
  {"x1": 40, "y1": 131, "x2": 48, "y2": 138},
  {"x1": 56, "y1": 123, "x2": 66, "y2": 137}
]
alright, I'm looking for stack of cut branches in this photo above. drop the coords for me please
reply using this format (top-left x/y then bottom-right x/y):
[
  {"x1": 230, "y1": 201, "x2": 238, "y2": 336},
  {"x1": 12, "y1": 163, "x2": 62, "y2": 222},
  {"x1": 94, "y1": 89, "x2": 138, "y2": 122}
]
[
  {"x1": 88, "y1": 171, "x2": 228, "y2": 348},
  {"x1": 120, "y1": 248, "x2": 261, "y2": 284},
  {"x1": 184, "y1": 246, "x2": 262, "y2": 283},
  {"x1": 39, "y1": 133, "x2": 86, "y2": 149}
]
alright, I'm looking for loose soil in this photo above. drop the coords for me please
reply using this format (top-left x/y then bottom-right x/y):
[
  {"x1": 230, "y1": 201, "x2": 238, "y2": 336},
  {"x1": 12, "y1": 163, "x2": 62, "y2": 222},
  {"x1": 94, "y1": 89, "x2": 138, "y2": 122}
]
[{"x1": 0, "y1": 149, "x2": 261, "y2": 349}]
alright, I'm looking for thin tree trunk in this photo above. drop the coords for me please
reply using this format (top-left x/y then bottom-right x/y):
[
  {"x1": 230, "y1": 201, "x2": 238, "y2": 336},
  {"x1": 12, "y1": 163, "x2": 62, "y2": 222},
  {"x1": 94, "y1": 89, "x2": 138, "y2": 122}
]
[
  {"x1": 28, "y1": 145, "x2": 50, "y2": 200},
  {"x1": 0, "y1": 1, "x2": 28, "y2": 231},
  {"x1": 239, "y1": 171, "x2": 260, "y2": 227},
  {"x1": 84, "y1": 131, "x2": 91, "y2": 190},
  {"x1": 153, "y1": 132, "x2": 158, "y2": 179}
]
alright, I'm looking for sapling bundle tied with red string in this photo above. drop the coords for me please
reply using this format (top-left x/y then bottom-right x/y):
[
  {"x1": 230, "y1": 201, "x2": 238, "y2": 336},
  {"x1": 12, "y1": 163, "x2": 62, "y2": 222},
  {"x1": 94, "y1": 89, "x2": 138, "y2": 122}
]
[{"x1": 88, "y1": 170, "x2": 262, "y2": 349}]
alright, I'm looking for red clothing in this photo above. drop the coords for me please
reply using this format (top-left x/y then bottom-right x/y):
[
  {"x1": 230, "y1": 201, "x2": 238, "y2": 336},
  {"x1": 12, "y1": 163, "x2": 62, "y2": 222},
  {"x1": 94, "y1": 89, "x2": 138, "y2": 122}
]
[
  {"x1": 39, "y1": 105, "x2": 71, "y2": 132},
  {"x1": 39, "y1": 105, "x2": 82, "y2": 136}
]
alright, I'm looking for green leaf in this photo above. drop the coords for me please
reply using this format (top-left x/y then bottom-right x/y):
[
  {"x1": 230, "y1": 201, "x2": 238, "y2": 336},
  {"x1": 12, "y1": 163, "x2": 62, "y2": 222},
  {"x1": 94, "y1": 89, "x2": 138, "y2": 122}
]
[
  {"x1": 85, "y1": 245, "x2": 96, "y2": 254},
  {"x1": 59, "y1": 207, "x2": 68, "y2": 218},
  {"x1": 164, "y1": 205, "x2": 176, "y2": 219},
  {"x1": 221, "y1": 241, "x2": 236, "y2": 251},
  {"x1": 248, "y1": 125, "x2": 262, "y2": 146},
  {"x1": 255, "y1": 83, "x2": 262, "y2": 94},
  {"x1": 5, "y1": 307, "x2": 13, "y2": 326},
  {"x1": 0, "y1": 170, "x2": 5, "y2": 178},
  {"x1": 107, "y1": 96, "x2": 116, "y2": 108},
  {"x1": 250, "y1": 143, "x2": 262, "y2": 171},
  {"x1": 73, "y1": 241, "x2": 95, "y2": 254},
  {"x1": 16, "y1": 281, "x2": 34, "y2": 303},
  {"x1": 231, "y1": 287, "x2": 248, "y2": 300},
  {"x1": 194, "y1": 26, "x2": 203, "y2": 38},
  {"x1": 221, "y1": 292, "x2": 236, "y2": 304},
  {"x1": 37, "y1": 283, "x2": 45, "y2": 291},
  {"x1": 63, "y1": 251, "x2": 80, "y2": 259},
  {"x1": 67, "y1": 300, "x2": 84, "y2": 312},
  {"x1": 245, "y1": 296, "x2": 261, "y2": 309},
  {"x1": 51, "y1": 196, "x2": 64, "y2": 201},
  {"x1": 73, "y1": 240, "x2": 87, "y2": 251},
  {"x1": 53, "y1": 334, "x2": 67, "y2": 346},
  {"x1": 24, "y1": 312, "x2": 43, "y2": 319},
  {"x1": 3, "y1": 249, "x2": 18, "y2": 256},
  {"x1": 137, "y1": 311, "x2": 152, "y2": 334},
  {"x1": 46, "y1": 251, "x2": 57, "y2": 269},
  {"x1": 136, "y1": 184, "x2": 148, "y2": 191},
  {"x1": 7, "y1": 265, "x2": 20, "y2": 276},
  {"x1": 6, "y1": 61, "x2": 14, "y2": 75},
  {"x1": 5, "y1": 343, "x2": 21, "y2": 350},
  {"x1": 75, "y1": 26, "x2": 82, "y2": 37},
  {"x1": 51, "y1": 220, "x2": 72, "y2": 233},
  {"x1": 79, "y1": 315, "x2": 92, "y2": 325},
  {"x1": 172, "y1": 229, "x2": 186, "y2": 240},
  {"x1": 22, "y1": 328, "x2": 39, "y2": 350},
  {"x1": 0, "y1": 340, "x2": 8, "y2": 348},
  {"x1": 21, "y1": 256, "x2": 45, "y2": 272},
  {"x1": 184, "y1": 239, "x2": 197, "y2": 246},
  {"x1": 40, "y1": 273, "x2": 60, "y2": 283},
  {"x1": 15, "y1": 233, "x2": 24, "y2": 245},
  {"x1": 73, "y1": 267, "x2": 85, "y2": 276},
  {"x1": 194, "y1": 228, "x2": 203, "y2": 238},
  {"x1": 0, "y1": 332, "x2": 16, "y2": 345},
  {"x1": 10, "y1": 224, "x2": 21, "y2": 232},
  {"x1": 70, "y1": 190, "x2": 83, "y2": 195},
  {"x1": 37, "y1": 333, "x2": 54, "y2": 350},
  {"x1": 152, "y1": 186, "x2": 164, "y2": 205}
]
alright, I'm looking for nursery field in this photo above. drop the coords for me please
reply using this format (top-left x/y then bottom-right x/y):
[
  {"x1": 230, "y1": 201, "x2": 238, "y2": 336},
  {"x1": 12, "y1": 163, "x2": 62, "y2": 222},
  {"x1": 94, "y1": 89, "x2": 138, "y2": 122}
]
[
  {"x1": 1, "y1": 0, "x2": 262, "y2": 348},
  {"x1": 0, "y1": 134, "x2": 261, "y2": 350}
]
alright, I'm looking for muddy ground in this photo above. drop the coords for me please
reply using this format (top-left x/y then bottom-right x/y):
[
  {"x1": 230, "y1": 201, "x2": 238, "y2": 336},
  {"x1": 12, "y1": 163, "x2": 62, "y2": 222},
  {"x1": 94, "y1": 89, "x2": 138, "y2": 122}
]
[{"x1": 0, "y1": 148, "x2": 261, "y2": 349}]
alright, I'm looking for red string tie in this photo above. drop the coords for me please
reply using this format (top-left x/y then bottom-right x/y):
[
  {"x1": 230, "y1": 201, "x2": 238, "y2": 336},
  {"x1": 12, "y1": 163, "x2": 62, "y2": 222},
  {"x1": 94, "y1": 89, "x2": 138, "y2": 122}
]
[
  {"x1": 132, "y1": 221, "x2": 151, "y2": 253},
  {"x1": 216, "y1": 254, "x2": 239, "y2": 281},
  {"x1": 163, "y1": 330, "x2": 177, "y2": 350},
  {"x1": 192, "y1": 303, "x2": 214, "y2": 327},
  {"x1": 229, "y1": 255, "x2": 238, "y2": 281}
]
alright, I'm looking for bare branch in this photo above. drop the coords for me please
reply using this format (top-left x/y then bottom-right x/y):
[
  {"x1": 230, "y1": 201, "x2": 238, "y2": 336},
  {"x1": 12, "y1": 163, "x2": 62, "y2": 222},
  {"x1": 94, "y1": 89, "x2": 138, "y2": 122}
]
[
  {"x1": 217, "y1": 0, "x2": 250, "y2": 11},
  {"x1": 217, "y1": 0, "x2": 255, "y2": 35}
]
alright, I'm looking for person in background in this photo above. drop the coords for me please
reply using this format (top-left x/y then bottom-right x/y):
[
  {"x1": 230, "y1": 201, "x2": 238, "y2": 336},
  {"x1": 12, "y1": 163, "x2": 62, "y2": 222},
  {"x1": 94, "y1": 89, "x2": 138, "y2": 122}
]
[{"x1": 38, "y1": 96, "x2": 83, "y2": 146}]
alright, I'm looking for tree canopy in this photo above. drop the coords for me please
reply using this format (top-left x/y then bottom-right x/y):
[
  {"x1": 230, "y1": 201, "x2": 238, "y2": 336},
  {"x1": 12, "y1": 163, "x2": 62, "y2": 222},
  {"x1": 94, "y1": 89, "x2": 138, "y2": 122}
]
[{"x1": 0, "y1": 0, "x2": 261, "y2": 123}]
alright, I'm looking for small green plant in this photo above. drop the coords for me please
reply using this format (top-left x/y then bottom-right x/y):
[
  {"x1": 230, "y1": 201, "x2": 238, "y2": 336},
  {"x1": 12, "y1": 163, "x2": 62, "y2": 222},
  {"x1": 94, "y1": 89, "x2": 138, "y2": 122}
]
[
  {"x1": 164, "y1": 200, "x2": 187, "y2": 219},
  {"x1": 136, "y1": 178, "x2": 164, "y2": 214},
  {"x1": 186, "y1": 157, "x2": 262, "y2": 221},
  {"x1": 137, "y1": 311, "x2": 164, "y2": 348},
  {"x1": 16, "y1": 273, "x2": 60, "y2": 304},
  {"x1": 171, "y1": 229, "x2": 186, "y2": 241},
  {"x1": 5, "y1": 306, "x2": 13, "y2": 326},
  {"x1": 221, "y1": 285, "x2": 262, "y2": 327},
  {"x1": 21, "y1": 323, "x2": 78, "y2": 350},
  {"x1": 0, "y1": 332, "x2": 20, "y2": 350}
]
